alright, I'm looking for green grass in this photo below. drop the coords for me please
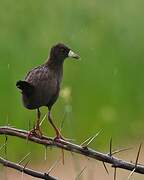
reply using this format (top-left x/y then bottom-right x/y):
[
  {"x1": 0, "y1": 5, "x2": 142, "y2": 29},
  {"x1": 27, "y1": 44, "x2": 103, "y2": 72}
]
[{"x1": 0, "y1": 0, "x2": 144, "y2": 157}]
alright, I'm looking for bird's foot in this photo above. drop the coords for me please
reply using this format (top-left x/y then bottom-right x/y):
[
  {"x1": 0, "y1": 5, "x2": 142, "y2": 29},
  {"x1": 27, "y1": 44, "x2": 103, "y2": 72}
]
[
  {"x1": 54, "y1": 134, "x2": 65, "y2": 141},
  {"x1": 27, "y1": 127, "x2": 43, "y2": 139},
  {"x1": 54, "y1": 132, "x2": 74, "y2": 142}
]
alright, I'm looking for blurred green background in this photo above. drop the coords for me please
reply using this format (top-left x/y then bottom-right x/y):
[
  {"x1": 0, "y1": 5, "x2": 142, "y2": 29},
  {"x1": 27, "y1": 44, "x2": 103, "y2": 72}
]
[{"x1": 0, "y1": 0, "x2": 144, "y2": 160}]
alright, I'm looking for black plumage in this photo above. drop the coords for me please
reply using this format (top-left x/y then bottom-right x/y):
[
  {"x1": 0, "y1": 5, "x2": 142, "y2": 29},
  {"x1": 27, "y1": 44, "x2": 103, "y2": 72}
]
[{"x1": 16, "y1": 43, "x2": 80, "y2": 139}]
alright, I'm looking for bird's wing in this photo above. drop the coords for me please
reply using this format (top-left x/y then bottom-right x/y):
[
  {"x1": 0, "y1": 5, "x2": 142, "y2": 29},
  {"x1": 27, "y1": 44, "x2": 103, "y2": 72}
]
[
  {"x1": 25, "y1": 66, "x2": 50, "y2": 86},
  {"x1": 25, "y1": 66, "x2": 57, "y2": 92},
  {"x1": 25, "y1": 65, "x2": 42, "y2": 80},
  {"x1": 24, "y1": 66, "x2": 58, "y2": 101}
]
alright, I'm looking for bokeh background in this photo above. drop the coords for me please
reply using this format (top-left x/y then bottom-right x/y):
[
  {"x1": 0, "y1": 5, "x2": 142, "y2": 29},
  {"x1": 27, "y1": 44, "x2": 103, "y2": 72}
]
[{"x1": 0, "y1": 0, "x2": 144, "y2": 179}]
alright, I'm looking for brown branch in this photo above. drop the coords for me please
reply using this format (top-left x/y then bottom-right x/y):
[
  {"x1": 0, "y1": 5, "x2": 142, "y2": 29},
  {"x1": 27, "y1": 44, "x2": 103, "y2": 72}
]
[
  {"x1": 0, "y1": 156, "x2": 57, "y2": 180},
  {"x1": 0, "y1": 126, "x2": 144, "y2": 175}
]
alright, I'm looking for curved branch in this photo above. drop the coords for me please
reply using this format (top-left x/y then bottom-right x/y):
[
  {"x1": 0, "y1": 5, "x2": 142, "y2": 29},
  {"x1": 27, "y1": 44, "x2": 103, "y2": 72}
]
[
  {"x1": 0, "y1": 126, "x2": 144, "y2": 175},
  {"x1": 0, "y1": 156, "x2": 57, "y2": 180}
]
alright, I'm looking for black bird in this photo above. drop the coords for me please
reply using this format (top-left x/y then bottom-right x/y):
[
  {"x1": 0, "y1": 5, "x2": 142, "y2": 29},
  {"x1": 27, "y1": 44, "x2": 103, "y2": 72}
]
[{"x1": 16, "y1": 43, "x2": 80, "y2": 139}]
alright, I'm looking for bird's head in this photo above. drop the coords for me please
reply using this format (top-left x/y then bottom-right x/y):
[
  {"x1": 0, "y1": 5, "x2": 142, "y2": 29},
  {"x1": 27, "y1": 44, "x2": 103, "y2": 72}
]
[{"x1": 50, "y1": 43, "x2": 80, "y2": 63}]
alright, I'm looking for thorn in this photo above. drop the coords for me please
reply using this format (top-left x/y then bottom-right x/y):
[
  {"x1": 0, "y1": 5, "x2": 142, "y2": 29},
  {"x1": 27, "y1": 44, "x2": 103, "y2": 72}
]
[
  {"x1": 6, "y1": 115, "x2": 9, "y2": 126},
  {"x1": 26, "y1": 119, "x2": 32, "y2": 144},
  {"x1": 0, "y1": 143, "x2": 6, "y2": 152},
  {"x1": 21, "y1": 159, "x2": 31, "y2": 177},
  {"x1": 102, "y1": 162, "x2": 109, "y2": 175},
  {"x1": 21, "y1": 171, "x2": 24, "y2": 180},
  {"x1": 61, "y1": 148, "x2": 65, "y2": 165},
  {"x1": 44, "y1": 146, "x2": 47, "y2": 161},
  {"x1": 23, "y1": 159, "x2": 31, "y2": 169},
  {"x1": 48, "y1": 157, "x2": 61, "y2": 174},
  {"x1": 70, "y1": 151, "x2": 74, "y2": 157},
  {"x1": 75, "y1": 166, "x2": 87, "y2": 180},
  {"x1": 28, "y1": 119, "x2": 31, "y2": 131},
  {"x1": 127, "y1": 143, "x2": 142, "y2": 180},
  {"x1": 114, "y1": 167, "x2": 117, "y2": 180},
  {"x1": 5, "y1": 135, "x2": 8, "y2": 143},
  {"x1": 18, "y1": 152, "x2": 31, "y2": 165},
  {"x1": 111, "y1": 147, "x2": 133, "y2": 156},
  {"x1": 127, "y1": 168, "x2": 136, "y2": 180},
  {"x1": 135, "y1": 143, "x2": 142, "y2": 167},
  {"x1": 109, "y1": 137, "x2": 112, "y2": 157},
  {"x1": 80, "y1": 136, "x2": 93, "y2": 146},
  {"x1": 5, "y1": 115, "x2": 12, "y2": 127},
  {"x1": 26, "y1": 136, "x2": 29, "y2": 144},
  {"x1": 85, "y1": 131, "x2": 101, "y2": 147},
  {"x1": 60, "y1": 111, "x2": 67, "y2": 131},
  {"x1": 39, "y1": 114, "x2": 47, "y2": 127},
  {"x1": 81, "y1": 129, "x2": 103, "y2": 147},
  {"x1": 4, "y1": 135, "x2": 8, "y2": 159}
]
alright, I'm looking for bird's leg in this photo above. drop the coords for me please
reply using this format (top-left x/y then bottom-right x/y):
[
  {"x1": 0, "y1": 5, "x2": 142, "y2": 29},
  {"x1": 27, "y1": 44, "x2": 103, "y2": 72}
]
[
  {"x1": 48, "y1": 110, "x2": 66, "y2": 164},
  {"x1": 35, "y1": 108, "x2": 43, "y2": 137},
  {"x1": 28, "y1": 108, "x2": 42, "y2": 138},
  {"x1": 48, "y1": 110, "x2": 64, "y2": 140}
]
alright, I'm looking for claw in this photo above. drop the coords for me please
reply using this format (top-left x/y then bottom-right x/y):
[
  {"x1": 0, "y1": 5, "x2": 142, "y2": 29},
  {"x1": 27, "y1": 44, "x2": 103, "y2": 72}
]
[{"x1": 28, "y1": 127, "x2": 43, "y2": 139}]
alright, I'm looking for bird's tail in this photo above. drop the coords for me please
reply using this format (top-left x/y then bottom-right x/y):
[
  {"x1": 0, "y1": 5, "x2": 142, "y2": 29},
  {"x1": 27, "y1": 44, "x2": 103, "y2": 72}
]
[{"x1": 16, "y1": 80, "x2": 34, "y2": 97}]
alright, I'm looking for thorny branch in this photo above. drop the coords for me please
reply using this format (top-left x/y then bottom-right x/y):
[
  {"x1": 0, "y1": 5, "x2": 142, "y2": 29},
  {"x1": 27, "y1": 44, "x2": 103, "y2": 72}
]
[
  {"x1": 0, "y1": 126, "x2": 144, "y2": 179},
  {"x1": 0, "y1": 156, "x2": 57, "y2": 180}
]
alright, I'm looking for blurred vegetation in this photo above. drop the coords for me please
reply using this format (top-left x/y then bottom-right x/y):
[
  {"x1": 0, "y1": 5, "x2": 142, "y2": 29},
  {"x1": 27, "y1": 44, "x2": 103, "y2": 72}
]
[{"x1": 0, "y1": 0, "x2": 144, "y2": 158}]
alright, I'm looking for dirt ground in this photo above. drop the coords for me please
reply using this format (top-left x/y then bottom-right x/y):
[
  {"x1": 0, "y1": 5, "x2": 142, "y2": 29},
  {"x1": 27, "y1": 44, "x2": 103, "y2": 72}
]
[{"x1": 0, "y1": 148, "x2": 144, "y2": 180}]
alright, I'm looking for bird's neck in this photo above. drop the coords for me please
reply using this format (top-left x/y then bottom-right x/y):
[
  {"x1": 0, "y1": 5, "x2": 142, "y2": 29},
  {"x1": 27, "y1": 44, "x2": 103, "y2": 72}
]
[
  {"x1": 46, "y1": 57, "x2": 64, "y2": 68},
  {"x1": 46, "y1": 58, "x2": 64, "y2": 82}
]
